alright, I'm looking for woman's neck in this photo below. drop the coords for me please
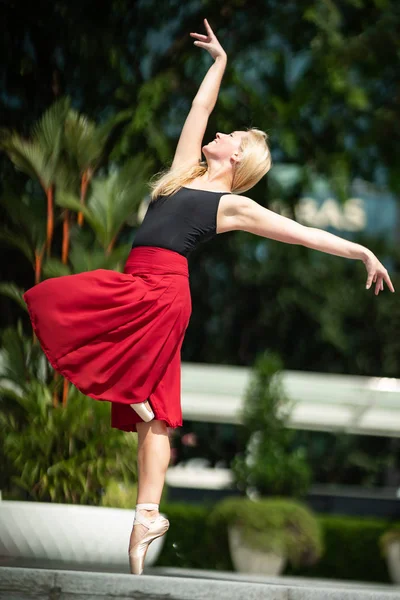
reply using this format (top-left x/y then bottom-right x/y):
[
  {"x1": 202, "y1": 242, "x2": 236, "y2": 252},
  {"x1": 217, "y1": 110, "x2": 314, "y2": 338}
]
[{"x1": 193, "y1": 163, "x2": 233, "y2": 192}]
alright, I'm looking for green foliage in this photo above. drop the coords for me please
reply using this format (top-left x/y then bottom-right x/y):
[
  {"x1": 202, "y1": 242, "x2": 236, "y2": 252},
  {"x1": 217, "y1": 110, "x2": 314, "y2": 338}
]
[
  {"x1": 1, "y1": 1, "x2": 399, "y2": 378},
  {"x1": 1, "y1": 99, "x2": 153, "y2": 285},
  {"x1": 0, "y1": 98, "x2": 71, "y2": 190},
  {"x1": 55, "y1": 154, "x2": 153, "y2": 251},
  {"x1": 1, "y1": 96, "x2": 123, "y2": 195},
  {"x1": 0, "y1": 322, "x2": 51, "y2": 389},
  {"x1": 294, "y1": 429, "x2": 397, "y2": 488},
  {"x1": 0, "y1": 183, "x2": 47, "y2": 260},
  {"x1": 5, "y1": 0, "x2": 396, "y2": 192},
  {"x1": 41, "y1": 243, "x2": 132, "y2": 278},
  {"x1": 0, "y1": 283, "x2": 28, "y2": 312},
  {"x1": 157, "y1": 502, "x2": 233, "y2": 571},
  {"x1": 63, "y1": 109, "x2": 105, "y2": 173},
  {"x1": 100, "y1": 478, "x2": 169, "y2": 509},
  {"x1": 209, "y1": 497, "x2": 323, "y2": 568},
  {"x1": 156, "y1": 503, "x2": 391, "y2": 583},
  {"x1": 185, "y1": 231, "x2": 399, "y2": 376},
  {"x1": 0, "y1": 2, "x2": 399, "y2": 517},
  {"x1": 289, "y1": 515, "x2": 391, "y2": 583},
  {"x1": 232, "y1": 351, "x2": 311, "y2": 497},
  {"x1": 100, "y1": 480, "x2": 138, "y2": 509},
  {"x1": 2, "y1": 390, "x2": 137, "y2": 504},
  {"x1": 0, "y1": 325, "x2": 138, "y2": 504}
]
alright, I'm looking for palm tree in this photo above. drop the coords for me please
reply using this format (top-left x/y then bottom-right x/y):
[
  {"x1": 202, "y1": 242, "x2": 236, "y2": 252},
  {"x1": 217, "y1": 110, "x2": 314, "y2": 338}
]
[
  {"x1": 0, "y1": 98, "x2": 108, "y2": 273},
  {"x1": 0, "y1": 98, "x2": 70, "y2": 269},
  {"x1": 1, "y1": 98, "x2": 153, "y2": 406},
  {"x1": 61, "y1": 109, "x2": 111, "y2": 263}
]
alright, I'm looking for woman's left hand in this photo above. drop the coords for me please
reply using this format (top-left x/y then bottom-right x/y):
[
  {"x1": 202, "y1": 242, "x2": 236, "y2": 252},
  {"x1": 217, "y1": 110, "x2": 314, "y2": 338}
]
[
  {"x1": 364, "y1": 251, "x2": 395, "y2": 295},
  {"x1": 190, "y1": 18, "x2": 227, "y2": 61}
]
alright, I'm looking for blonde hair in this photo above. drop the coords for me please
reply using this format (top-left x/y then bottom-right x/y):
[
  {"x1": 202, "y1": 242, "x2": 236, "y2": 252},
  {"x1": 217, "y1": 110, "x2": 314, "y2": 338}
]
[{"x1": 149, "y1": 128, "x2": 271, "y2": 200}]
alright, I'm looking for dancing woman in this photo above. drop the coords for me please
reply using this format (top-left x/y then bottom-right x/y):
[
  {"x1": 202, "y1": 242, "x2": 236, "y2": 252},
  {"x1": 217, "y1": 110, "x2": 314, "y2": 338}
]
[{"x1": 23, "y1": 19, "x2": 394, "y2": 575}]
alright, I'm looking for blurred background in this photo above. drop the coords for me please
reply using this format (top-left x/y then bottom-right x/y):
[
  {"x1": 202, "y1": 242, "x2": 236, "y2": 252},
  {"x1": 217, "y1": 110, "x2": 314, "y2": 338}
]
[{"x1": 1, "y1": 0, "x2": 400, "y2": 587}]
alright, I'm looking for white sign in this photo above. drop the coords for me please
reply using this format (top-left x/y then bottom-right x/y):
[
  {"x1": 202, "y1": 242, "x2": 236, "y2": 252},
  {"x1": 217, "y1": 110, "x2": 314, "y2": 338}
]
[{"x1": 270, "y1": 198, "x2": 367, "y2": 232}]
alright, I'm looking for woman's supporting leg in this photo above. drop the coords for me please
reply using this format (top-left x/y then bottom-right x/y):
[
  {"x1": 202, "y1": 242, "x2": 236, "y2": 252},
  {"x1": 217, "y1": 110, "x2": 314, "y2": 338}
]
[{"x1": 129, "y1": 418, "x2": 170, "y2": 549}]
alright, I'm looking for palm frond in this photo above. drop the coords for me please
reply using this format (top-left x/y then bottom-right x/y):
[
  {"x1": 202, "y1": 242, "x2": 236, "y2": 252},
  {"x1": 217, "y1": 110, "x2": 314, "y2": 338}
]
[
  {"x1": 41, "y1": 258, "x2": 72, "y2": 278},
  {"x1": 0, "y1": 324, "x2": 53, "y2": 389},
  {"x1": 55, "y1": 156, "x2": 151, "y2": 251},
  {"x1": 53, "y1": 159, "x2": 81, "y2": 193},
  {"x1": 5, "y1": 134, "x2": 59, "y2": 190},
  {"x1": 55, "y1": 190, "x2": 100, "y2": 234},
  {"x1": 87, "y1": 154, "x2": 153, "y2": 248},
  {"x1": 0, "y1": 229, "x2": 33, "y2": 262},
  {"x1": 83, "y1": 176, "x2": 116, "y2": 247},
  {"x1": 31, "y1": 97, "x2": 70, "y2": 158},
  {"x1": 110, "y1": 154, "x2": 153, "y2": 232},
  {"x1": 1, "y1": 98, "x2": 70, "y2": 189},
  {"x1": 64, "y1": 109, "x2": 104, "y2": 172},
  {"x1": 0, "y1": 183, "x2": 48, "y2": 249},
  {"x1": 0, "y1": 283, "x2": 29, "y2": 312},
  {"x1": 0, "y1": 134, "x2": 53, "y2": 187},
  {"x1": 0, "y1": 384, "x2": 25, "y2": 405},
  {"x1": 68, "y1": 242, "x2": 132, "y2": 273}
]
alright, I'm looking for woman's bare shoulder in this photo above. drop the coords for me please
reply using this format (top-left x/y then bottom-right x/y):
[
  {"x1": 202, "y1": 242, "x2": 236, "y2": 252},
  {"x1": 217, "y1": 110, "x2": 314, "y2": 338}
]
[{"x1": 217, "y1": 193, "x2": 252, "y2": 233}]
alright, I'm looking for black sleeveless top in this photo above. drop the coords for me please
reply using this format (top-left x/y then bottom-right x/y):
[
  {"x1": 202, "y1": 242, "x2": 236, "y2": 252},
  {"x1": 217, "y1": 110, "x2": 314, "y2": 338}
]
[{"x1": 132, "y1": 186, "x2": 230, "y2": 257}]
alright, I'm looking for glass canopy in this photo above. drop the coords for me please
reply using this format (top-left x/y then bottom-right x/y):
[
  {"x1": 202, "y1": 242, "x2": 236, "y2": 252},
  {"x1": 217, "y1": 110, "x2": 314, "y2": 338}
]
[{"x1": 181, "y1": 363, "x2": 400, "y2": 438}]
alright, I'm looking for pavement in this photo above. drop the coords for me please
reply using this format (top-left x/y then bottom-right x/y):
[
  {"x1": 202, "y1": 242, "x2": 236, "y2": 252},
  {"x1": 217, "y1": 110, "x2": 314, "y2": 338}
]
[{"x1": 1, "y1": 565, "x2": 400, "y2": 600}]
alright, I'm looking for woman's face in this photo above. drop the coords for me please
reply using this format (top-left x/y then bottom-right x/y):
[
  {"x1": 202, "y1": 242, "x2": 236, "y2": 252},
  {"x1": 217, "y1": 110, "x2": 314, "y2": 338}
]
[{"x1": 202, "y1": 130, "x2": 247, "y2": 162}]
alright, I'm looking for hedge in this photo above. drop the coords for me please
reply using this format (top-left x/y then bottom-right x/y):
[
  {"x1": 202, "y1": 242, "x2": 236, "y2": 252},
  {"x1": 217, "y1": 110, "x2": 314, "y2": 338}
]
[
  {"x1": 157, "y1": 503, "x2": 233, "y2": 570},
  {"x1": 158, "y1": 503, "x2": 394, "y2": 583}
]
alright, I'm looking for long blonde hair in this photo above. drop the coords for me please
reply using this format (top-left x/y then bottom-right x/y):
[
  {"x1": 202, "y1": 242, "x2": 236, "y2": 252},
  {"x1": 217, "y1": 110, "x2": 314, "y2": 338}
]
[{"x1": 149, "y1": 128, "x2": 271, "y2": 201}]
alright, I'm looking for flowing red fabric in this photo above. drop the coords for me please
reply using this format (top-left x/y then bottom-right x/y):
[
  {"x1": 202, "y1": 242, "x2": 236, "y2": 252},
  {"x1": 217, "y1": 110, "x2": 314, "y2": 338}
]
[{"x1": 23, "y1": 247, "x2": 192, "y2": 432}]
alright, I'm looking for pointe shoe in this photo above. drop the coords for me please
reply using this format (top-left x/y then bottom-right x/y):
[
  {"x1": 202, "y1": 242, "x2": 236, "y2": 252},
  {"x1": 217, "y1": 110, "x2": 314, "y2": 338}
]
[
  {"x1": 128, "y1": 503, "x2": 169, "y2": 575},
  {"x1": 130, "y1": 400, "x2": 154, "y2": 422}
]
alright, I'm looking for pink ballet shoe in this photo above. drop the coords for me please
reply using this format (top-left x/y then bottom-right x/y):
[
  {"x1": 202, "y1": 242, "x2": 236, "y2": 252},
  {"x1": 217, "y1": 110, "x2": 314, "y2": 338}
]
[
  {"x1": 130, "y1": 400, "x2": 154, "y2": 422},
  {"x1": 128, "y1": 503, "x2": 169, "y2": 575}
]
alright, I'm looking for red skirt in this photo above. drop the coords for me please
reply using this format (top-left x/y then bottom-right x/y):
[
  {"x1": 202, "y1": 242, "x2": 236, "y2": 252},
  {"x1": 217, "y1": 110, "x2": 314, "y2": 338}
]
[{"x1": 23, "y1": 247, "x2": 192, "y2": 432}]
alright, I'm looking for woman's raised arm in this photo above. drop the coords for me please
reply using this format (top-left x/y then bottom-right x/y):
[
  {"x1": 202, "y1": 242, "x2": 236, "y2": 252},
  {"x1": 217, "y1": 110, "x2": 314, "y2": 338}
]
[{"x1": 171, "y1": 19, "x2": 227, "y2": 170}]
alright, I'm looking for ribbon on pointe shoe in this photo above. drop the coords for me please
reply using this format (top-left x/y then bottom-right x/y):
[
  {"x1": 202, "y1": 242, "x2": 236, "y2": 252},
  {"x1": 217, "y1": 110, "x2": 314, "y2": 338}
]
[
  {"x1": 130, "y1": 401, "x2": 155, "y2": 422},
  {"x1": 133, "y1": 503, "x2": 159, "y2": 527}
]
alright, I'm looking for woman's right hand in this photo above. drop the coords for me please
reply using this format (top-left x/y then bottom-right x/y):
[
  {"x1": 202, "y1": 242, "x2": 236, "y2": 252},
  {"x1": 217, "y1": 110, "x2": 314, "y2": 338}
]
[{"x1": 190, "y1": 19, "x2": 227, "y2": 61}]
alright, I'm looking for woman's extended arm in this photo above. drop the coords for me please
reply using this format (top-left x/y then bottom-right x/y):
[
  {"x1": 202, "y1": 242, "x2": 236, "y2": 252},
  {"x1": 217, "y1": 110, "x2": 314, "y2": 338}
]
[
  {"x1": 221, "y1": 195, "x2": 395, "y2": 295},
  {"x1": 190, "y1": 48, "x2": 227, "y2": 112},
  {"x1": 190, "y1": 19, "x2": 227, "y2": 115},
  {"x1": 171, "y1": 19, "x2": 226, "y2": 170}
]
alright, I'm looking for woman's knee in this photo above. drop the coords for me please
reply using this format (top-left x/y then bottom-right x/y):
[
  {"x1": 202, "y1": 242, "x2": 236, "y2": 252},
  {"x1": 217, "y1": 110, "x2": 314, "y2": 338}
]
[{"x1": 137, "y1": 418, "x2": 169, "y2": 440}]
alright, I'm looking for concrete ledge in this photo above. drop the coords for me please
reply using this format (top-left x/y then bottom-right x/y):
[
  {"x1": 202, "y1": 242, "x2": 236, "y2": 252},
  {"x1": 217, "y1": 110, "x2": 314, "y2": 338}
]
[
  {"x1": 1, "y1": 567, "x2": 400, "y2": 600},
  {"x1": 151, "y1": 566, "x2": 400, "y2": 593}
]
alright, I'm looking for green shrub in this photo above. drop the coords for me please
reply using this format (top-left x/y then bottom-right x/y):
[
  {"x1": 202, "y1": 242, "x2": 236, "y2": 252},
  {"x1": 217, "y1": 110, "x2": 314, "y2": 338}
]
[
  {"x1": 2, "y1": 387, "x2": 138, "y2": 504},
  {"x1": 287, "y1": 515, "x2": 391, "y2": 583},
  {"x1": 209, "y1": 497, "x2": 323, "y2": 568},
  {"x1": 157, "y1": 502, "x2": 233, "y2": 570},
  {"x1": 156, "y1": 503, "x2": 393, "y2": 583},
  {"x1": 0, "y1": 325, "x2": 138, "y2": 504},
  {"x1": 100, "y1": 480, "x2": 138, "y2": 509},
  {"x1": 232, "y1": 351, "x2": 311, "y2": 497},
  {"x1": 100, "y1": 479, "x2": 169, "y2": 509}
]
